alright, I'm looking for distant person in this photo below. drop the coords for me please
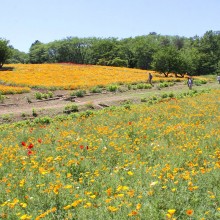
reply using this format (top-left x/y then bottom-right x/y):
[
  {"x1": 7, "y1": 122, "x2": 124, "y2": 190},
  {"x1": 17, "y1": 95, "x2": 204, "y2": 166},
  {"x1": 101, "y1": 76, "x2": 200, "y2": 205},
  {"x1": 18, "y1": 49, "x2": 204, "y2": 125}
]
[
  {"x1": 217, "y1": 75, "x2": 220, "y2": 84},
  {"x1": 187, "y1": 77, "x2": 193, "y2": 89},
  {"x1": 148, "y1": 73, "x2": 153, "y2": 85}
]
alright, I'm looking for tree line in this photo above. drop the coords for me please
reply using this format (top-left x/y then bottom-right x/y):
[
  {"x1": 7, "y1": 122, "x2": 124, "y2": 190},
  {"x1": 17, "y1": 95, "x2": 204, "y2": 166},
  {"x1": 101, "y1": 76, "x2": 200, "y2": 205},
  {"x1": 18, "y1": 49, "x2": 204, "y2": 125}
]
[{"x1": 1, "y1": 30, "x2": 220, "y2": 76}]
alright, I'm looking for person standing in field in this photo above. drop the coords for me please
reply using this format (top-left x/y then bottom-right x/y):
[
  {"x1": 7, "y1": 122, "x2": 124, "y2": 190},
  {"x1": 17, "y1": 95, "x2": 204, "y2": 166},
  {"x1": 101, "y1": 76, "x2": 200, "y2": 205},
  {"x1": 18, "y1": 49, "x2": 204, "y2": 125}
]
[
  {"x1": 187, "y1": 77, "x2": 193, "y2": 89},
  {"x1": 148, "y1": 73, "x2": 153, "y2": 85},
  {"x1": 217, "y1": 75, "x2": 220, "y2": 84}
]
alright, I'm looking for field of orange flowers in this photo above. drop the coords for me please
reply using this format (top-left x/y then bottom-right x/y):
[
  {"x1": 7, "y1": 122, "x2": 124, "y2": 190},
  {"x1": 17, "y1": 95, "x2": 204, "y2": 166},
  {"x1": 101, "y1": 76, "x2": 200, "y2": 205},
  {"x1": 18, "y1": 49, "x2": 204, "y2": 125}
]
[
  {"x1": 0, "y1": 84, "x2": 30, "y2": 95},
  {"x1": 0, "y1": 64, "x2": 187, "y2": 91},
  {"x1": 0, "y1": 89, "x2": 219, "y2": 219}
]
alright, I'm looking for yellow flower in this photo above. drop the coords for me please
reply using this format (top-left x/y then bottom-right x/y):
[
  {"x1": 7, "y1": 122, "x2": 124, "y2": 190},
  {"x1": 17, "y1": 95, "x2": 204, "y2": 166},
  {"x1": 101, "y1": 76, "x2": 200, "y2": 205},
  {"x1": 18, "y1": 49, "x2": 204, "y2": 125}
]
[
  {"x1": 20, "y1": 203, "x2": 27, "y2": 208},
  {"x1": 63, "y1": 204, "x2": 72, "y2": 210},
  {"x1": 67, "y1": 173, "x2": 72, "y2": 178},
  {"x1": 167, "y1": 209, "x2": 176, "y2": 215},
  {"x1": 116, "y1": 193, "x2": 124, "y2": 198},
  {"x1": 136, "y1": 203, "x2": 141, "y2": 210},
  {"x1": 20, "y1": 214, "x2": 32, "y2": 220},
  {"x1": 84, "y1": 202, "x2": 92, "y2": 208},
  {"x1": 63, "y1": 185, "x2": 72, "y2": 189},
  {"x1": 108, "y1": 206, "x2": 119, "y2": 212},
  {"x1": 90, "y1": 195, "x2": 96, "y2": 199},
  {"x1": 71, "y1": 200, "x2": 82, "y2": 207},
  {"x1": 127, "y1": 171, "x2": 134, "y2": 176}
]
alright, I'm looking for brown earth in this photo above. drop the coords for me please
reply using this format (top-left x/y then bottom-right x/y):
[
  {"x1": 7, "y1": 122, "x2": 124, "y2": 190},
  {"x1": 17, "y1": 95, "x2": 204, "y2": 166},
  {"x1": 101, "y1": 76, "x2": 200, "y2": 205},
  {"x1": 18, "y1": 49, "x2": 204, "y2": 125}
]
[{"x1": 0, "y1": 82, "x2": 218, "y2": 124}]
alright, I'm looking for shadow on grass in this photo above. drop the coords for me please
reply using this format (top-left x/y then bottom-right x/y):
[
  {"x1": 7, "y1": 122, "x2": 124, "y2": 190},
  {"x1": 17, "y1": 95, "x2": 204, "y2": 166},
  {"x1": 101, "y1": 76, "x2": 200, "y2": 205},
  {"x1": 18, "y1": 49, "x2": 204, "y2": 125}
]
[{"x1": 0, "y1": 66, "x2": 15, "y2": 71}]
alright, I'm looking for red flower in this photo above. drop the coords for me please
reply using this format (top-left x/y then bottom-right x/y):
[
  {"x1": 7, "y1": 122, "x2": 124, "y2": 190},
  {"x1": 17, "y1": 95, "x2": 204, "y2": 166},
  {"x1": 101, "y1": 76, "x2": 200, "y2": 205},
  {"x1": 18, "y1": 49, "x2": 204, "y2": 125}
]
[
  {"x1": 21, "y1": 142, "x2": 26, "y2": 146},
  {"x1": 27, "y1": 150, "x2": 33, "y2": 156},
  {"x1": 38, "y1": 139, "x2": 42, "y2": 143},
  {"x1": 128, "y1": 122, "x2": 132, "y2": 125},
  {"x1": 28, "y1": 143, "x2": 34, "y2": 149},
  {"x1": 80, "y1": 145, "x2": 84, "y2": 150},
  {"x1": 86, "y1": 146, "x2": 89, "y2": 150}
]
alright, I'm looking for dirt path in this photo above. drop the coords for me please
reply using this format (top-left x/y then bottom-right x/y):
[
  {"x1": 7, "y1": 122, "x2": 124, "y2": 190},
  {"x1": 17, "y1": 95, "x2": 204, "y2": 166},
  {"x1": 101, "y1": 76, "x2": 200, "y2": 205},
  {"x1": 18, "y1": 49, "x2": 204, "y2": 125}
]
[{"x1": 0, "y1": 82, "x2": 218, "y2": 123}]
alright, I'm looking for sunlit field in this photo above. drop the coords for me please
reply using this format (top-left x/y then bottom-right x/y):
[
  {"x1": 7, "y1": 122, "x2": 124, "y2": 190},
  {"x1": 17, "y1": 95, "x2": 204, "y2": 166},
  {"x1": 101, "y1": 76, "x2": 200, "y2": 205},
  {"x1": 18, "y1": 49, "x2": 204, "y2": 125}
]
[
  {"x1": 0, "y1": 64, "x2": 189, "y2": 90},
  {"x1": 0, "y1": 89, "x2": 219, "y2": 219},
  {"x1": 0, "y1": 84, "x2": 30, "y2": 95}
]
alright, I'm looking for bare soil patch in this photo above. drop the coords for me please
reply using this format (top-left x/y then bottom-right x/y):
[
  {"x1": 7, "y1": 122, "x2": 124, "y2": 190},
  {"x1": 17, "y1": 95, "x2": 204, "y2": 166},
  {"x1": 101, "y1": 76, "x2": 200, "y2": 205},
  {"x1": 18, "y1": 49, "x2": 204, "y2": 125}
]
[{"x1": 0, "y1": 82, "x2": 218, "y2": 124}]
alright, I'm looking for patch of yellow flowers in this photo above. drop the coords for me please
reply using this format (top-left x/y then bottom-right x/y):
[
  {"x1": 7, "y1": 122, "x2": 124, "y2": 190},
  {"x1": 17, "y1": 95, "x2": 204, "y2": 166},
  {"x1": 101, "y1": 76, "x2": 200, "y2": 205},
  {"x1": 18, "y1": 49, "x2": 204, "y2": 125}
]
[{"x1": 1, "y1": 64, "x2": 185, "y2": 90}]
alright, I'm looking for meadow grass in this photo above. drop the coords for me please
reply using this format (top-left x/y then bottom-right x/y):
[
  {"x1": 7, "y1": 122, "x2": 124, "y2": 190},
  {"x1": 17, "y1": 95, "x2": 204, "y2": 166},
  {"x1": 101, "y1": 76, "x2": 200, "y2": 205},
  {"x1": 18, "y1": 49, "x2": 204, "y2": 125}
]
[{"x1": 0, "y1": 89, "x2": 219, "y2": 220}]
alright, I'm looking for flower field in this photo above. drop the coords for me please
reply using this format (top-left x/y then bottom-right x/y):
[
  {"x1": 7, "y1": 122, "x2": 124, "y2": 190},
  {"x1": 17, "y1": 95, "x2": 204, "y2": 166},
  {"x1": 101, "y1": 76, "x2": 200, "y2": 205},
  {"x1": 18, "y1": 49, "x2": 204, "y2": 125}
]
[
  {"x1": 0, "y1": 89, "x2": 219, "y2": 219},
  {"x1": 0, "y1": 84, "x2": 30, "y2": 95},
  {"x1": 0, "y1": 64, "x2": 186, "y2": 90}
]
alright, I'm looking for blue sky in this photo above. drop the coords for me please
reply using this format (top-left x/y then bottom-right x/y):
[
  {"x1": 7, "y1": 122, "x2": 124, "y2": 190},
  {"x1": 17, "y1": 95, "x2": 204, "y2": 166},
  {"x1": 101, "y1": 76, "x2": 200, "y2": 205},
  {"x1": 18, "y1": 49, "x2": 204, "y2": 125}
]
[{"x1": 1, "y1": 0, "x2": 220, "y2": 52}]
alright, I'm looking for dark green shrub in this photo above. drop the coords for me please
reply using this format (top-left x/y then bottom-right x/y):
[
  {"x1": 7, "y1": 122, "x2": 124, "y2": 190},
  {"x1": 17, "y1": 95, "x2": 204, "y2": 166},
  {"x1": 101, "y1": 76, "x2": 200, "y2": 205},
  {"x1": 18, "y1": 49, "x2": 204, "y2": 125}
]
[{"x1": 161, "y1": 93, "x2": 168, "y2": 98}]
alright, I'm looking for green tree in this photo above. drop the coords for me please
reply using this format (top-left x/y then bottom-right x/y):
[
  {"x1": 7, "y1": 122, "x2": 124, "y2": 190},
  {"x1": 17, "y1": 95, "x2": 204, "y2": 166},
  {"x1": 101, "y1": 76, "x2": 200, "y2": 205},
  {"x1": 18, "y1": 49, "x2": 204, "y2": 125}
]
[
  {"x1": 6, "y1": 46, "x2": 29, "y2": 64},
  {"x1": 29, "y1": 40, "x2": 48, "y2": 63},
  {"x1": 0, "y1": 38, "x2": 12, "y2": 68},
  {"x1": 152, "y1": 46, "x2": 187, "y2": 77},
  {"x1": 88, "y1": 38, "x2": 120, "y2": 65},
  {"x1": 132, "y1": 35, "x2": 160, "y2": 69},
  {"x1": 179, "y1": 47, "x2": 200, "y2": 76},
  {"x1": 196, "y1": 31, "x2": 219, "y2": 75}
]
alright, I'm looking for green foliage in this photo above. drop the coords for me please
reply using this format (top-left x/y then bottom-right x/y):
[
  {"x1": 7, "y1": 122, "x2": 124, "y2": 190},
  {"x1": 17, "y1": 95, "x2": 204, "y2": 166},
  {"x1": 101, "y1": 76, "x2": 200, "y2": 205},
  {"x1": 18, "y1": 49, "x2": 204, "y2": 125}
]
[
  {"x1": 64, "y1": 104, "x2": 79, "y2": 114},
  {"x1": 35, "y1": 91, "x2": 54, "y2": 100},
  {"x1": 108, "y1": 57, "x2": 128, "y2": 67},
  {"x1": 21, "y1": 112, "x2": 26, "y2": 118},
  {"x1": 0, "y1": 93, "x2": 5, "y2": 103},
  {"x1": 107, "y1": 84, "x2": 118, "y2": 92},
  {"x1": 1, "y1": 114, "x2": 12, "y2": 122},
  {"x1": 6, "y1": 47, "x2": 29, "y2": 64},
  {"x1": 32, "y1": 108, "x2": 37, "y2": 117},
  {"x1": 33, "y1": 116, "x2": 52, "y2": 124},
  {"x1": 71, "y1": 90, "x2": 86, "y2": 97},
  {"x1": 158, "y1": 82, "x2": 175, "y2": 88},
  {"x1": 152, "y1": 46, "x2": 188, "y2": 77},
  {"x1": 79, "y1": 110, "x2": 94, "y2": 118},
  {"x1": 85, "y1": 102, "x2": 95, "y2": 109},
  {"x1": 161, "y1": 93, "x2": 168, "y2": 98},
  {"x1": 90, "y1": 87, "x2": 102, "y2": 93},
  {"x1": 35, "y1": 92, "x2": 43, "y2": 100},
  {"x1": 29, "y1": 40, "x2": 48, "y2": 64},
  {"x1": 0, "y1": 38, "x2": 12, "y2": 68},
  {"x1": 196, "y1": 31, "x2": 220, "y2": 75}
]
